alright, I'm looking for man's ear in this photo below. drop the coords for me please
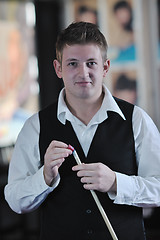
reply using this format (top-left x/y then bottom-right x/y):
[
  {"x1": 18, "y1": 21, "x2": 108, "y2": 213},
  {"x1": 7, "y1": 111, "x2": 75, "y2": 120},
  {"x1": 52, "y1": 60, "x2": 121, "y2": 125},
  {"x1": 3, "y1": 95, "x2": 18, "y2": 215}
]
[
  {"x1": 53, "y1": 59, "x2": 62, "y2": 78},
  {"x1": 103, "y1": 59, "x2": 110, "y2": 77}
]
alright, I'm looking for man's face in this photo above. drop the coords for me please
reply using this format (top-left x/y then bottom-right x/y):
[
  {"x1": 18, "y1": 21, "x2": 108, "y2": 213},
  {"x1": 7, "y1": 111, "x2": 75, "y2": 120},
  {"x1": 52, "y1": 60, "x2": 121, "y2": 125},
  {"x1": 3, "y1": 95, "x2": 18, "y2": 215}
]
[{"x1": 54, "y1": 44, "x2": 109, "y2": 103}]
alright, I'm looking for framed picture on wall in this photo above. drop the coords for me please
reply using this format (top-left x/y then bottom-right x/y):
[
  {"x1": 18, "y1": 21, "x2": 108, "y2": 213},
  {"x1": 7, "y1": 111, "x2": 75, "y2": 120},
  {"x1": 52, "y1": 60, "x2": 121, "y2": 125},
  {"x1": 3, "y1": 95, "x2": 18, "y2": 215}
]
[
  {"x1": 106, "y1": 0, "x2": 136, "y2": 64},
  {"x1": 0, "y1": 1, "x2": 38, "y2": 153},
  {"x1": 111, "y1": 70, "x2": 137, "y2": 104}
]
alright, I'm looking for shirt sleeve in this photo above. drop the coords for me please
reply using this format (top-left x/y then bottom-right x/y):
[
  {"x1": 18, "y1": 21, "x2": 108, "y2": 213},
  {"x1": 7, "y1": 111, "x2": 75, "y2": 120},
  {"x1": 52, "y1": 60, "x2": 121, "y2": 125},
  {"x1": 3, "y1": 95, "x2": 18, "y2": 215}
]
[
  {"x1": 110, "y1": 106, "x2": 160, "y2": 207},
  {"x1": 4, "y1": 113, "x2": 60, "y2": 214}
]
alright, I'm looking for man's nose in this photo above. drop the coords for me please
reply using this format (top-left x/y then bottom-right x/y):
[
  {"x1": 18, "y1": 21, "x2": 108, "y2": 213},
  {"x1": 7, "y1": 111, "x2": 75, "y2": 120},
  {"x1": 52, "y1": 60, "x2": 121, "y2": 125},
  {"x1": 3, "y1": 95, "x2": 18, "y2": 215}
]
[{"x1": 78, "y1": 63, "x2": 89, "y2": 79}]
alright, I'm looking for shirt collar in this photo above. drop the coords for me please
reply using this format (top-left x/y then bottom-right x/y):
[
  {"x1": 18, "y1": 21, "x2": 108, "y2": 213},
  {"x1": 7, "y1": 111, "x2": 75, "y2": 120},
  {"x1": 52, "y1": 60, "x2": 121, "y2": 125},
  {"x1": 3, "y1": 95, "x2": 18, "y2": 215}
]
[{"x1": 57, "y1": 84, "x2": 126, "y2": 125}]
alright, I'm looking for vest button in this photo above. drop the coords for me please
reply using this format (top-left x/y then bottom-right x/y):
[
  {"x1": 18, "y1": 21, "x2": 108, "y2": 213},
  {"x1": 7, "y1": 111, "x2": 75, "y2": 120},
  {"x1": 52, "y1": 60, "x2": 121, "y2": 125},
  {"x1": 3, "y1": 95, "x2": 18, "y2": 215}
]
[
  {"x1": 86, "y1": 209, "x2": 92, "y2": 214},
  {"x1": 87, "y1": 229, "x2": 93, "y2": 234}
]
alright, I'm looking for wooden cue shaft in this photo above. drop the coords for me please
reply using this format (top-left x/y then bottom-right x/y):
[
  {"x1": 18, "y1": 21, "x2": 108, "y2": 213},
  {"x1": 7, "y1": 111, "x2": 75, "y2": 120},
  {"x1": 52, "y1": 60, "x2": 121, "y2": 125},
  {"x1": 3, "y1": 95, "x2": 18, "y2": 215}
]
[{"x1": 73, "y1": 149, "x2": 118, "y2": 240}]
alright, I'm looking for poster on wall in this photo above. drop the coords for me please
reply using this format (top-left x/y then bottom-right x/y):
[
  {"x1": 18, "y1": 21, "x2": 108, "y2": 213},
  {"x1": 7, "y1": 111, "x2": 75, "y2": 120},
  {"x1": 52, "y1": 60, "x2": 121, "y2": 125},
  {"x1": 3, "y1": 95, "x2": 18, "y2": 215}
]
[
  {"x1": 73, "y1": 0, "x2": 98, "y2": 24},
  {"x1": 0, "y1": 1, "x2": 38, "y2": 162},
  {"x1": 106, "y1": 0, "x2": 136, "y2": 64},
  {"x1": 111, "y1": 70, "x2": 137, "y2": 104}
]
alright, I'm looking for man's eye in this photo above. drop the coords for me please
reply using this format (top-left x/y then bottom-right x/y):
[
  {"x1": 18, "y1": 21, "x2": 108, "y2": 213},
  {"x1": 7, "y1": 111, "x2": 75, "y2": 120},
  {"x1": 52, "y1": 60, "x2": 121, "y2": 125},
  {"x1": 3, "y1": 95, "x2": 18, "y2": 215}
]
[
  {"x1": 87, "y1": 62, "x2": 96, "y2": 67},
  {"x1": 68, "y1": 62, "x2": 77, "y2": 67}
]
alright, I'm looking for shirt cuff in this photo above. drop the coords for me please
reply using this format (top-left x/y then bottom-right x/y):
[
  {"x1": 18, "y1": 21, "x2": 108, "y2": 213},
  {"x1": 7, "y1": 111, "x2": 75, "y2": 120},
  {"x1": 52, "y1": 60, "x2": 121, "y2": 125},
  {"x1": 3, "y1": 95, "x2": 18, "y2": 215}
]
[
  {"x1": 108, "y1": 172, "x2": 135, "y2": 205},
  {"x1": 32, "y1": 166, "x2": 60, "y2": 195}
]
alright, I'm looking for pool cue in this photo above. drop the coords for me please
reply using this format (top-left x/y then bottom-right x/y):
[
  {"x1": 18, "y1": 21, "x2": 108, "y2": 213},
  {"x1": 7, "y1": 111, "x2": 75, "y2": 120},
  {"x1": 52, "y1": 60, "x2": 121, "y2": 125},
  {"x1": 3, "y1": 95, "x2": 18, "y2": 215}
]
[{"x1": 68, "y1": 145, "x2": 118, "y2": 240}]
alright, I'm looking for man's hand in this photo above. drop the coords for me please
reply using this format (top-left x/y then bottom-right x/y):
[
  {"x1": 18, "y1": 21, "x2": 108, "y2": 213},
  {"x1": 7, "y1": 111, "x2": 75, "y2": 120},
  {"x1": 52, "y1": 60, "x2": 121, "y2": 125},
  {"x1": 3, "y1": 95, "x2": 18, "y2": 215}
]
[
  {"x1": 72, "y1": 162, "x2": 117, "y2": 193},
  {"x1": 44, "y1": 140, "x2": 72, "y2": 186}
]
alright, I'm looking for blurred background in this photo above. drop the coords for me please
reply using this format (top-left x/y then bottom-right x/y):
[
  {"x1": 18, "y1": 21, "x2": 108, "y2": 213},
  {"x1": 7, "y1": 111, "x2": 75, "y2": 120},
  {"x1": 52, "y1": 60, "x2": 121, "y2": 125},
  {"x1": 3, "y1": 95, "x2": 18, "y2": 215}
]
[{"x1": 0, "y1": 0, "x2": 160, "y2": 239}]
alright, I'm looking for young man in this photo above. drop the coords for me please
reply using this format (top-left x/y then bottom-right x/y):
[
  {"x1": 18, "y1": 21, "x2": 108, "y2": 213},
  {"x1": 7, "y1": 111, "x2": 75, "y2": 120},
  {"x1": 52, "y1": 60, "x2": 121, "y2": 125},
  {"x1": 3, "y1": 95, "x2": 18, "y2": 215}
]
[{"x1": 5, "y1": 22, "x2": 160, "y2": 240}]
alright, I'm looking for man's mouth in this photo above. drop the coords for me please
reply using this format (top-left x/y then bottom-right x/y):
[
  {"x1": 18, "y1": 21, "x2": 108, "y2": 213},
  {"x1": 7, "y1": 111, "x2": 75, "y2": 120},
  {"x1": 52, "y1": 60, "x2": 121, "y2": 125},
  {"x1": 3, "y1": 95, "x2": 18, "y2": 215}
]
[{"x1": 75, "y1": 81, "x2": 92, "y2": 86}]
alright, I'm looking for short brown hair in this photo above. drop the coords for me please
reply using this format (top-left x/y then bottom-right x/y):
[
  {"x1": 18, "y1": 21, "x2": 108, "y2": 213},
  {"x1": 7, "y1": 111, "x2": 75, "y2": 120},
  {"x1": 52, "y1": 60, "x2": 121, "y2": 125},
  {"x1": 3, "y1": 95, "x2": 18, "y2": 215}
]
[{"x1": 55, "y1": 22, "x2": 108, "y2": 63}]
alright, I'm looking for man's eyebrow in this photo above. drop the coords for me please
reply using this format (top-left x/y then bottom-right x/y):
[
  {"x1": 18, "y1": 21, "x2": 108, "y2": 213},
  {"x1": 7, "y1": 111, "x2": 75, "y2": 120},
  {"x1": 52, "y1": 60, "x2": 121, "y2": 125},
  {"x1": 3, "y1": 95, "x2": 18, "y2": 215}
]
[
  {"x1": 66, "y1": 58, "x2": 78, "y2": 62},
  {"x1": 66, "y1": 58, "x2": 97, "y2": 62},
  {"x1": 87, "y1": 58, "x2": 97, "y2": 61}
]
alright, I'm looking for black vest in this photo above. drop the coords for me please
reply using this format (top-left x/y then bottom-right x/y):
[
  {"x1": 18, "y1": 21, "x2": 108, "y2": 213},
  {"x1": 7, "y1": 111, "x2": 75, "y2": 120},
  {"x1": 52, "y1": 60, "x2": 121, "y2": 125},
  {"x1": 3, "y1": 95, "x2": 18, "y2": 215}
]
[{"x1": 39, "y1": 99, "x2": 145, "y2": 240}]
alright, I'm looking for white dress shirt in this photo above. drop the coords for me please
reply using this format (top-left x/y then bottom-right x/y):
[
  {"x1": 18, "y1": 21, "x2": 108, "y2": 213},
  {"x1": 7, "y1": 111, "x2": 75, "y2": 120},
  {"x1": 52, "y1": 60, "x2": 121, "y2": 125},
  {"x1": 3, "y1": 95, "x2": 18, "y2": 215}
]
[{"x1": 4, "y1": 85, "x2": 160, "y2": 214}]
